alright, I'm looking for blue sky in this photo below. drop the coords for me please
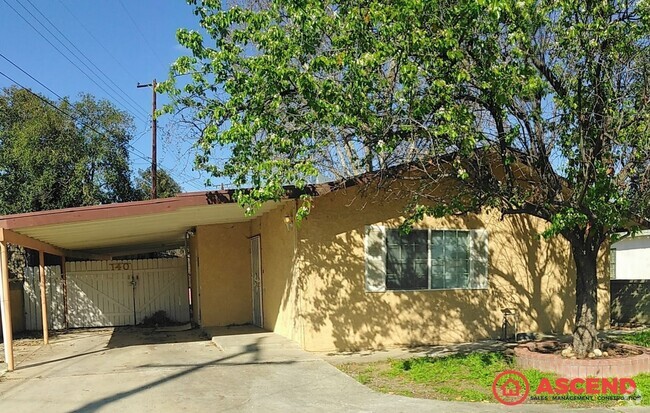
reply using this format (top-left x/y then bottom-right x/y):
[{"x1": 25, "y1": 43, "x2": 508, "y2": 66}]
[{"x1": 0, "y1": 0, "x2": 210, "y2": 192}]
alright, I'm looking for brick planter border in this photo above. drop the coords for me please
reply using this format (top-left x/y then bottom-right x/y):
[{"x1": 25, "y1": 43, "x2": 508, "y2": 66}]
[{"x1": 514, "y1": 342, "x2": 650, "y2": 378}]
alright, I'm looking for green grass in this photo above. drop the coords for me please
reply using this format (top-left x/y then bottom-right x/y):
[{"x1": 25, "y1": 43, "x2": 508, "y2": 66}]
[
  {"x1": 340, "y1": 350, "x2": 650, "y2": 406},
  {"x1": 634, "y1": 374, "x2": 650, "y2": 406},
  {"x1": 391, "y1": 352, "x2": 509, "y2": 387},
  {"x1": 616, "y1": 329, "x2": 650, "y2": 347},
  {"x1": 357, "y1": 372, "x2": 372, "y2": 385}
]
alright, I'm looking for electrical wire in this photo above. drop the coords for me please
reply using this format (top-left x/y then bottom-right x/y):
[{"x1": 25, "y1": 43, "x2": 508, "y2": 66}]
[
  {"x1": 56, "y1": 0, "x2": 140, "y2": 83},
  {"x1": 117, "y1": 0, "x2": 167, "y2": 64},
  {"x1": 10, "y1": 0, "x2": 149, "y2": 121},
  {"x1": 0, "y1": 69, "x2": 152, "y2": 165},
  {"x1": 24, "y1": 0, "x2": 149, "y2": 119},
  {"x1": 0, "y1": 52, "x2": 152, "y2": 163},
  {"x1": 1, "y1": 0, "x2": 149, "y2": 124}
]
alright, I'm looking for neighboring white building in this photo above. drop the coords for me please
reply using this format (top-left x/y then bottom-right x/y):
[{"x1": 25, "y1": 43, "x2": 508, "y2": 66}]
[{"x1": 611, "y1": 231, "x2": 650, "y2": 280}]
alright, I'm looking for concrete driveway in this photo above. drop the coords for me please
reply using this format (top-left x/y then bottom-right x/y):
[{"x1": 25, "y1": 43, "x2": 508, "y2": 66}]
[{"x1": 0, "y1": 327, "x2": 643, "y2": 413}]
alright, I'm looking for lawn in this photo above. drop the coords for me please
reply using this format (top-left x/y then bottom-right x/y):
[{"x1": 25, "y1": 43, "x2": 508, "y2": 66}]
[
  {"x1": 615, "y1": 329, "x2": 650, "y2": 347},
  {"x1": 338, "y1": 341, "x2": 650, "y2": 407}
]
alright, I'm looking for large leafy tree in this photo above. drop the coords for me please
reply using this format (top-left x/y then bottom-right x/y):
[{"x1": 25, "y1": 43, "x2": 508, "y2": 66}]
[
  {"x1": 0, "y1": 87, "x2": 139, "y2": 213},
  {"x1": 163, "y1": 0, "x2": 650, "y2": 356},
  {"x1": 134, "y1": 168, "x2": 182, "y2": 200},
  {"x1": 0, "y1": 87, "x2": 141, "y2": 278}
]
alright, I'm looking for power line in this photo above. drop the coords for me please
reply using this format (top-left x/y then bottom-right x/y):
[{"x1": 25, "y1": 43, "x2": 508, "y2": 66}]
[
  {"x1": 1, "y1": 0, "x2": 149, "y2": 123},
  {"x1": 0, "y1": 52, "x2": 151, "y2": 163},
  {"x1": 132, "y1": 124, "x2": 152, "y2": 146},
  {"x1": 117, "y1": 0, "x2": 167, "y2": 64},
  {"x1": 0, "y1": 52, "x2": 66, "y2": 101},
  {"x1": 8, "y1": 0, "x2": 149, "y2": 121},
  {"x1": 24, "y1": 0, "x2": 150, "y2": 119},
  {"x1": 56, "y1": 0, "x2": 139, "y2": 83},
  {"x1": 0, "y1": 69, "x2": 152, "y2": 165}
]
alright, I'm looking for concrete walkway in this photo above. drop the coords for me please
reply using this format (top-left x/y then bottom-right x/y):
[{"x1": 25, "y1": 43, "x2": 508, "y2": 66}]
[{"x1": 0, "y1": 327, "x2": 645, "y2": 412}]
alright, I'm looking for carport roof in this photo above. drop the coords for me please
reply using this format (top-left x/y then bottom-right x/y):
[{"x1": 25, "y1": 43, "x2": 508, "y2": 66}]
[{"x1": 0, "y1": 190, "x2": 287, "y2": 257}]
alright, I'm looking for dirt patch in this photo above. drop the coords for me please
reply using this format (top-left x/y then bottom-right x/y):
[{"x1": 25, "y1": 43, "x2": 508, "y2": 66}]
[{"x1": 339, "y1": 361, "x2": 461, "y2": 400}]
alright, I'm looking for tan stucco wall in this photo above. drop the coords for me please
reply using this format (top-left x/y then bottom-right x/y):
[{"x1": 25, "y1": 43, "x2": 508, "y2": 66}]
[
  {"x1": 257, "y1": 201, "x2": 304, "y2": 346},
  {"x1": 195, "y1": 222, "x2": 253, "y2": 326},
  {"x1": 295, "y1": 187, "x2": 611, "y2": 352},
  {"x1": 192, "y1": 187, "x2": 610, "y2": 353},
  {"x1": 192, "y1": 200, "x2": 303, "y2": 337},
  {"x1": 11, "y1": 282, "x2": 24, "y2": 332},
  {"x1": 0, "y1": 282, "x2": 25, "y2": 336}
]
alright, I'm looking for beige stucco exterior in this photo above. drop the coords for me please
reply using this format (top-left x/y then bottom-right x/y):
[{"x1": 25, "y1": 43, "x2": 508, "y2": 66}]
[
  {"x1": 191, "y1": 221, "x2": 253, "y2": 327},
  {"x1": 192, "y1": 187, "x2": 610, "y2": 352}
]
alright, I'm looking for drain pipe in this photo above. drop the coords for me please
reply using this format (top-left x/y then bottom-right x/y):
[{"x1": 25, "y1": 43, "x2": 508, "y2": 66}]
[{"x1": 185, "y1": 228, "x2": 196, "y2": 323}]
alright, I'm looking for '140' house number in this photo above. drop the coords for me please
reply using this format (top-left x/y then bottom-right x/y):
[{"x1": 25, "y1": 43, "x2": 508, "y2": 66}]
[{"x1": 109, "y1": 263, "x2": 131, "y2": 271}]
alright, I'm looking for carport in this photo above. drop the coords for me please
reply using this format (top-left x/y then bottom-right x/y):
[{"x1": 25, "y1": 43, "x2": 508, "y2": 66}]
[{"x1": 0, "y1": 191, "x2": 279, "y2": 371}]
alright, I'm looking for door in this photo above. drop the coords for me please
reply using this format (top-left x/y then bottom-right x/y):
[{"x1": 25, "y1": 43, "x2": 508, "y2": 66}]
[{"x1": 250, "y1": 236, "x2": 263, "y2": 327}]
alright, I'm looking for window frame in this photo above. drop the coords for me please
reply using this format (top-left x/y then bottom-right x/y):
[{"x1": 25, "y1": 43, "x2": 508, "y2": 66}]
[
  {"x1": 384, "y1": 228, "x2": 474, "y2": 291},
  {"x1": 364, "y1": 226, "x2": 488, "y2": 292}
]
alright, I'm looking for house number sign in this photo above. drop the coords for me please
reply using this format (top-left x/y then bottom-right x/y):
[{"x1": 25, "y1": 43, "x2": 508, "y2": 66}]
[{"x1": 109, "y1": 263, "x2": 131, "y2": 271}]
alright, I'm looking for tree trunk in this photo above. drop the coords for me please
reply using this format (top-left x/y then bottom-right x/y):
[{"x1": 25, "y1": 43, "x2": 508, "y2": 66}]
[{"x1": 571, "y1": 239, "x2": 600, "y2": 358}]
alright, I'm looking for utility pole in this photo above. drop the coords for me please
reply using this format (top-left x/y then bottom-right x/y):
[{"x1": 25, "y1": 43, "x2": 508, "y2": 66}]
[{"x1": 137, "y1": 79, "x2": 157, "y2": 199}]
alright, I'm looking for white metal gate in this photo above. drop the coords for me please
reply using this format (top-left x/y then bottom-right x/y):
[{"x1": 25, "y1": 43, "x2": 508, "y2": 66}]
[
  {"x1": 66, "y1": 263, "x2": 135, "y2": 327},
  {"x1": 67, "y1": 258, "x2": 189, "y2": 327},
  {"x1": 23, "y1": 266, "x2": 65, "y2": 330},
  {"x1": 24, "y1": 258, "x2": 190, "y2": 330}
]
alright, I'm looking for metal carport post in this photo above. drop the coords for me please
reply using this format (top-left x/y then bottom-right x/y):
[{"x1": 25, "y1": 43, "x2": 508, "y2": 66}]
[
  {"x1": 0, "y1": 237, "x2": 14, "y2": 371},
  {"x1": 0, "y1": 228, "x2": 66, "y2": 371}
]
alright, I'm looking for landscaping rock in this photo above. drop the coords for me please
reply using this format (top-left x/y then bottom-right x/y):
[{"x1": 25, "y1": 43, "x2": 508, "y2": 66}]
[
  {"x1": 588, "y1": 352, "x2": 596, "y2": 358},
  {"x1": 561, "y1": 347, "x2": 574, "y2": 357},
  {"x1": 593, "y1": 348, "x2": 603, "y2": 357}
]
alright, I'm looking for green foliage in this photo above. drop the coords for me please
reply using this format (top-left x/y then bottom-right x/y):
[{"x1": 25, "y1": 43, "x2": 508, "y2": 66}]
[
  {"x1": 0, "y1": 87, "x2": 138, "y2": 214},
  {"x1": 164, "y1": 0, "x2": 650, "y2": 241},
  {"x1": 386, "y1": 352, "x2": 510, "y2": 401},
  {"x1": 616, "y1": 329, "x2": 650, "y2": 347},
  {"x1": 165, "y1": 1, "x2": 650, "y2": 353},
  {"x1": 347, "y1": 352, "x2": 650, "y2": 406},
  {"x1": 134, "y1": 168, "x2": 182, "y2": 200},
  {"x1": 634, "y1": 374, "x2": 650, "y2": 406},
  {"x1": 392, "y1": 352, "x2": 509, "y2": 387}
]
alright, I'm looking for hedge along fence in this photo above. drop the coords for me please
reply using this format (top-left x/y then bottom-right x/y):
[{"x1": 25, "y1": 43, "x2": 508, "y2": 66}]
[{"x1": 611, "y1": 280, "x2": 650, "y2": 325}]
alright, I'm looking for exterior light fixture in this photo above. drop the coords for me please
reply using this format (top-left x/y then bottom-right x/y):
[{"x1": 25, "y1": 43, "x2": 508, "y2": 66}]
[{"x1": 283, "y1": 215, "x2": 293, "y2": 230}]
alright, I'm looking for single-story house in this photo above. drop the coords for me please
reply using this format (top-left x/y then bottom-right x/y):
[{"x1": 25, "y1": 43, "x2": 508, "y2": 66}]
[
  {"x1": 610, "y1": 231, "x2": 650, "y2": 324},
  {"x1": 0, "y1": 178, "x2": 610, "y2": 369},
  {"x1": 611, "y1": 231, "x2": 650, "y2": 280}
]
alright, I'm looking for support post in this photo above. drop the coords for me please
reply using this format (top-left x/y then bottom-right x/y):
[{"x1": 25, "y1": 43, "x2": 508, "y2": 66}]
[
  {"x1": 136, "y1": 79, "x2": 158, "y2": 199},
  {"x1": 0, "y1": 240, "x2": 14, "y2": 371},
  {"x1": 39, "y1": 250, "x2": 49, "y2": 344},
  {"x1": 151, "y1": 79, "x2": 157, "y2": 199},
  {"x1": 61, "y1": 256, "x2": 67, "y2": 329}
]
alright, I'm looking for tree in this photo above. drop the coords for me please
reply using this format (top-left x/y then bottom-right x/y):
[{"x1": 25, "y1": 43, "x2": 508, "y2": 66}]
[
  {"x1": 0, "y1": 87, "x2": 138, "y2": 214},
  {"x1": 0, "y1": 87, "x2": 140, "y2": 278},
  {"x1": 163, "y1": 0, "x2": 650, "y2": 357},
  {"x1": 134, "y1": 168, "x2": 182, "y2": 200}
]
